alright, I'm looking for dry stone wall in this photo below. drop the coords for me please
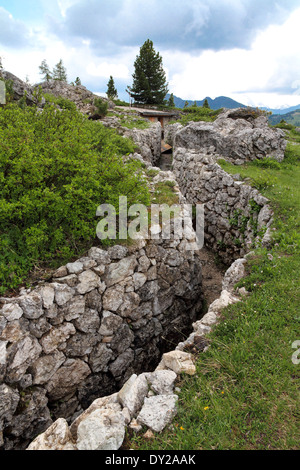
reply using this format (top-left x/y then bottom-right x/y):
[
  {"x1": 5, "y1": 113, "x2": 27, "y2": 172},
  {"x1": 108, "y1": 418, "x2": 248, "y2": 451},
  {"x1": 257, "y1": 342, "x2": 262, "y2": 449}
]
[
  {"x1": 172, "y1": 149, "x2": 273, "y2": 264},
  {"x1": 0, "y1": 235, "x2": 202, "y2": 449},
  {"x1": 166, "y1": 109, "x2": 285, "y2": 264}
]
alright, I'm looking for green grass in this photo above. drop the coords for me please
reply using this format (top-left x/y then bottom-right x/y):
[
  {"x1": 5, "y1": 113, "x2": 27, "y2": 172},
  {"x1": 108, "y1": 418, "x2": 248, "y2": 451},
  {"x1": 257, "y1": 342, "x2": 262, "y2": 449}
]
[
  {"x1": 119, "y1": 114, "x2": 150, "y2": 130},
  {"x1": 152, "y1": 181, "x2": 179, "y2": 206},
  {"x1": 171, "y1": 107, "x2": 222, "y2": 126},
  {"x1": 127, "y1": 130, "x2": 300, "y2": 450}
]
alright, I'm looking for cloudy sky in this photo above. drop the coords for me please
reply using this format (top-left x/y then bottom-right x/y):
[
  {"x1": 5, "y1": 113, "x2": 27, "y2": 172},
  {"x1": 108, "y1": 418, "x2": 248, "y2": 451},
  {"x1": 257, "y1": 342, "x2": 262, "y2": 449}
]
[{"x1": 1, "y1": 0, "x2": 300, "y2": 109}]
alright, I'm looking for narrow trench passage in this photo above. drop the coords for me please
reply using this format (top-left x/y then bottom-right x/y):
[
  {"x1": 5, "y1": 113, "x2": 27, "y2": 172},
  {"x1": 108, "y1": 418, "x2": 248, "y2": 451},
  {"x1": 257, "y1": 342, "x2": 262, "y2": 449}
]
[{"x1": 157, "y1": 148, "x2": 226, "y2": 311}]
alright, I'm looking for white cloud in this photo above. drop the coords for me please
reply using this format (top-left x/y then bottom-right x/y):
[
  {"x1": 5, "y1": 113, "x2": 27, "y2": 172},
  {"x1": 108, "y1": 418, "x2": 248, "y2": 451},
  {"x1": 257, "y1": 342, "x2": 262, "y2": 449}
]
[
  {"x1": 87, "y1": 62, "x2": 130, "y2": 80},
  {"x1": 1, "y1": 1, "x2": 300, "y2": 108},
  {"x1": 57, "y1": 0, "x2": 80, "y2": 17},
  {"x1": 167, "y1": 7, "x2": 300, "y2": 108}
]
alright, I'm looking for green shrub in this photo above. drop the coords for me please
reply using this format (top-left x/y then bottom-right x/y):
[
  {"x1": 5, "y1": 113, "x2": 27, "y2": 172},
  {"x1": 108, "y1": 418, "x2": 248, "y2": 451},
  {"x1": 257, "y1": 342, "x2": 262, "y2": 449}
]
[
  {"x1": 250, "y1": 173, "x2": 278, "y2": 190},
  {"x1": 175, "y1": 107, "x2": 222, "y2": 125},
  {"x1": 114, "y1": 99, "x2": 130, "y2": 107},
  {"x1": 94, "y1": 98, "x2": 108, "y2": 117},
  {"x1": 274, "y1": 122, "x2": 294, "y2": 130},
  {"x1": 251, "y1": 158, "x2": 281, "y2": 170},
  {"x1": 0, "y1": 102, "x2": 149, "y2": 293}
]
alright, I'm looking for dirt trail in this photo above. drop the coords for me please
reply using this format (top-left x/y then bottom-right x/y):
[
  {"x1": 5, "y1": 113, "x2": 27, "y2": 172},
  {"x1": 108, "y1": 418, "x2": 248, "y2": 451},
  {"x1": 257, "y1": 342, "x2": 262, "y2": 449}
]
[{"x1": 198, "y1": 247, "x2": 226, "y2": 307}]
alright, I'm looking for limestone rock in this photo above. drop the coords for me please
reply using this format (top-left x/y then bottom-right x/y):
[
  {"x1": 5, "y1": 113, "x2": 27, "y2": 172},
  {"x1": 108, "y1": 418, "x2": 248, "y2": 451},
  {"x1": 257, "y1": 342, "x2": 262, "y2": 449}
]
[
  {"x1": 19, "y1": 293, "x2": 44, "y2": 319},
  {"x1": 70, "y1": 393, "x2": 120, "y2": 438},
  {"x1": 76, "y1": 408, "x2": 125, "y2": 451},
  {"x1": 30, "y1": 350, "x2": 66, "y2": 385},
  {"x1": 99, "y1": 311, "x2": 123, "y2": 336},
  {"x1": 52, "y1": 283, "x2": 75, "y2": 307},
  {"x1": 145, "y1": 370, "x2": 177, "y2": 396},
  {"x1": 88, "y1": 247, "x2": 111, "y2": 264},
  {"x1": 109, "y1": 349, "x2": 134, "y2": 378},
  {"x1": 40, "y1": 323, "x2": 76, "y2": 354},
  {"x1": 108, "y1": 245, "x2": 129, "y2": 260},
  {"x1": 118, "y1": 374, "x2": 149, "y2": 417},
  {"x1": 157, "y1": 350, "x2": 196, "y2": 375},
  {"x1": 1, "y1": 303, "x2": 23, "y2": 322},
  {"x1": 77, "y1": 270, "x2": 101, "y2": 295},
  {"x1": 137, "y1": 395, "x2": 178, "y2": 432},
  {"x1": 102, "y1": 286, "x2": 124, "y2": 312},
  {"x1": 40, "y1": 286, "x2": 55, "y2": 310},
  {"x1": 104, "y1": 256, "x2": 138, "y2": 287},
  {"x1": 46, "y1": 359, "x2": 91, "y2": 401},
  {"x1": 66, "y1": 261, "x2": 84, "y2": 275},
  {"x1": 27, "y1": 418, "x2": 76, "y2": 451},
  {"x1": 222, "y1": 258, "x2": 247, "y2": 292},
  {"x1": 0, "y1": 384, "x2": 20, "y2": 427},
  {"x1": 89, "y1": 343, "x2": 114, "y2": 373},
  {"x1": 6, "y1": 336, "x2": 43, "y2": 383},
  {"x1": 209, "y1": 289, "x2": 240, "y2": 313}
]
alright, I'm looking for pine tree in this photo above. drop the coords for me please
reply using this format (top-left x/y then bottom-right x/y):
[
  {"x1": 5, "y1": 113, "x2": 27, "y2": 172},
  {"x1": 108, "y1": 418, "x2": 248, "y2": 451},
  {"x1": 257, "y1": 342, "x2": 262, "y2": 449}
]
[
  {"x1": 127, "y1": 39, "x2": 168, "y2": 105},
  {"x1": 203, "y1": 98, "x2": 210, "y2": 109},
  {"x1": 39, "y1": 59, "x2": 52, "y2": 82},
  {"x1": 168, "y1": 93, "x2": 175, "y2": 108},
  {"x1": 75, "y1": 77, "x2": 82, "y2": 86},
  {"x1": 184, "y1": 101, "x2": 189, "y2": 109},
  {"x1": 106, "y1": 76, "x2": 118, "y2": 100},
  {"x1": 53, "y1": 59, "x2": 67, "y2": 82}
]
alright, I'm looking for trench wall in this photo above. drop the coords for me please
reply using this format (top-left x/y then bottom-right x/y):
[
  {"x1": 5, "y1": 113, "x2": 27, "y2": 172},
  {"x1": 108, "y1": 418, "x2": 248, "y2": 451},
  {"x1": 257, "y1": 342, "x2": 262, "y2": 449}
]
[
  {"x1": 172, "y1": 148, "x2": 273, "y2": 264},
  {"x1": 0, "y1": 235, "x2": 202, "y2": 450}
]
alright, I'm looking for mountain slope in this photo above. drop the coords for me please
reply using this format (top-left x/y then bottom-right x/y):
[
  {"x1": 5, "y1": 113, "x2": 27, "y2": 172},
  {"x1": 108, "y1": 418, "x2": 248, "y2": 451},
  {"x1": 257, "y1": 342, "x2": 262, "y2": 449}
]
[
  {"x1": 167, "y1": 94, "x2": 246, "y2": 110},
  {"x1": 269, "y1": 108, "x2": 300, "y2": 126}
]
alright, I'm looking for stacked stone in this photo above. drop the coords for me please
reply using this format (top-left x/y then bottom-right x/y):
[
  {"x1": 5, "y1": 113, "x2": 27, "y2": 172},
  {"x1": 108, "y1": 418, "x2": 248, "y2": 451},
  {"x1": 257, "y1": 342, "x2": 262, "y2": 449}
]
[
  {"x1": 122, "y1": 122, "x2": 162, "y2": 166},
  {"x1": 172, "y1": 149, "x2": 273, "y2": 264},
  {"x1": 0, "y1": 236, "x2": 202, "y2": 449}
]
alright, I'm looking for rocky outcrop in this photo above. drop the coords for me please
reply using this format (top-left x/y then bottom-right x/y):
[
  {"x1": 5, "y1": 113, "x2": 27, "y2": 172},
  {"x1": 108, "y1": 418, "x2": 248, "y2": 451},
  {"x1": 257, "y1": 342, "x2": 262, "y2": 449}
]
[
  {"x1": 167, "y1": 108, "x2": 287, "y2": 164},
  {"x1": 36, "y1": 80, "x2": 113, "y2": 114},
  {"x1": 121, "y1": 122, "x2": 162, "y2": 166},
  {"x1": 0, "y1": 232, "x2": 202, "y2": 449},
  {"x1": 1, "y1": 72, "x2": 111, "y2": 115},
  {"x1": 1, "y1": 71, "x2": 37, "y2": 105}
]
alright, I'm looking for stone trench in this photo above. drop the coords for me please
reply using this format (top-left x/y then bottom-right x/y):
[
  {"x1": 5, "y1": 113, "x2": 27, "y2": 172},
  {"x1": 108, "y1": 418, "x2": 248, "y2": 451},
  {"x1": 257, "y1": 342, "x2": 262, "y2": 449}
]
[{"x1": 0, "y1": 109, "x2": 287, "y2": 450}]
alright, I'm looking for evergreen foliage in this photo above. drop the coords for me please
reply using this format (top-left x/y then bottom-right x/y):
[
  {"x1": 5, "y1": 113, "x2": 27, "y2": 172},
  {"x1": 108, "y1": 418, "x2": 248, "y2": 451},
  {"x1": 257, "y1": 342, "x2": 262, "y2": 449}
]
[
  {"x1": 168, "y1": 93, "x2": 175, "y2": 108},
  {"x1": 39, "y1": 59, "x2": 52, "y2": 82},
  {"x1": 203, "y1": 98, "x2": 210, "y2": 109},
  {"x1": 127, "y1": 39, "x2": 168, "y2": 105},
  {"x1": 75, "y1": 77, "x2": 82, "y2": 86},
  {"x1": 52, "y1": 59, "x2": 68, "y2": 82},
  {"x1": 106, "y1": 76, "x2": 118, "y2": 100}
]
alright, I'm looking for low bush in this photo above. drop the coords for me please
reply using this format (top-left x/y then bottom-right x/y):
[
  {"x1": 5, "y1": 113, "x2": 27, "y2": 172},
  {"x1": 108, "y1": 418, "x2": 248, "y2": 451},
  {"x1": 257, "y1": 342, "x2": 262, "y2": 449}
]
[{"x1": 0, "y1": 102, "x2": 149, "y2": 293}]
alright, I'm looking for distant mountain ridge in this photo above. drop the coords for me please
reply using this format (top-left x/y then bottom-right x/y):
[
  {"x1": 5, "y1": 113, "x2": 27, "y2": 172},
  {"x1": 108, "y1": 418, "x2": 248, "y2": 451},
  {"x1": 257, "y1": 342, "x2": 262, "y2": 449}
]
[
  {"x1": 167, "y1": 94, "x2": 246, "y2": 110},
  {"x1": 268, "y1": 108, "x2": 300, "y2": 127},
  {"x1": 167, "y1": 93, "x2": 300, "y2": 116}
]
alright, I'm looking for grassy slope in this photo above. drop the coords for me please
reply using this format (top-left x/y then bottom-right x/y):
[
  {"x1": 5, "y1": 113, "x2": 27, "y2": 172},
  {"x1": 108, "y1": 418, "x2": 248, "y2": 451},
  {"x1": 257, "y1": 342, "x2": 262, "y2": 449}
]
[{"x1": 128, "y1": 131, "x2": 300, "y2": 450}]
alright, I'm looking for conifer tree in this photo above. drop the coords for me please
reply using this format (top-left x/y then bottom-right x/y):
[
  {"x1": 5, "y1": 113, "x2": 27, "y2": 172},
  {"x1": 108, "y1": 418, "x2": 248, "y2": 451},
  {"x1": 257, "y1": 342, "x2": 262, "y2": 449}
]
[
  {"x1": 39, "y1": 59, "x2": 52, "y2": 82},
  {"x1": 75, "y1": 77, "x2": 82, "y2": 86},
  {"x1": 106, "y1": 76, "x2": 118, "y2": 100},
  {"x1": 127, "y1": 39, "x2": 168, "y2": 105},
  {"x1": 203, "y1": 98, "x2": 210, "y2": 109},
  {"x1": 53, "y1": 59, "x2": 67, "y2": 82},
  {"x1": 168, "y1": 93, "x2": 175, "y2": 108},
  {"x1": 184, "y1": 101, "x2": 189, "y2": 109}
]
